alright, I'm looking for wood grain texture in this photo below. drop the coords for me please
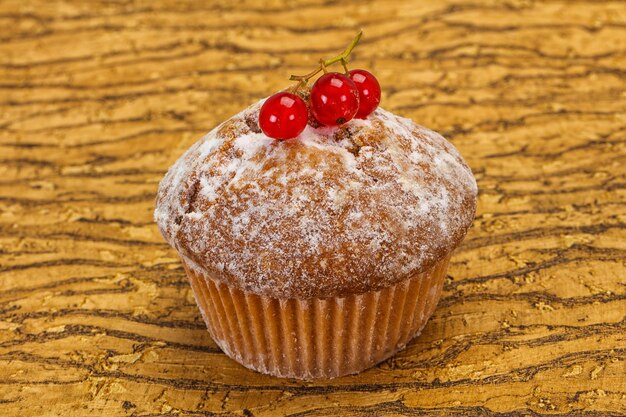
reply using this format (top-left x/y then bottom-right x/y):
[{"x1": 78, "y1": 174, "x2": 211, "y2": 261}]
[{"x1": 0, "y1": 0, "x2": 625, "y2": 415}]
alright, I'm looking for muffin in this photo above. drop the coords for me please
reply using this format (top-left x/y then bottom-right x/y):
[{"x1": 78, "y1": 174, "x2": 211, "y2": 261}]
[{"x1": 154, "y1": 94, "x2": 477, "y2": 379}]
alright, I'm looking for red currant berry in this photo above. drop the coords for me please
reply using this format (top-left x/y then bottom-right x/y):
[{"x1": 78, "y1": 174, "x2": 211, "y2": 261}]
[
  {"x1": 310, "y1": 72, "x2": 360, "y2": 126},
  {"x1": 348, "y1": 69, "x2": 381, "y2": 119},
  {"x1": 259, "y1": 92, "x2": 308, "y2": 140}
]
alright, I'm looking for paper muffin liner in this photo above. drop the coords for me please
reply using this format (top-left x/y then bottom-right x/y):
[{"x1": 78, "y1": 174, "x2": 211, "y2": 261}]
[{"x1": 181, "y1": 254, "x2": 450, "y2": 379}]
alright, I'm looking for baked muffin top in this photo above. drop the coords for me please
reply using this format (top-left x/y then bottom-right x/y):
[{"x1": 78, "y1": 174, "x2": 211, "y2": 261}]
[{"x1": 155, "y1": 99, "x2": 477, "y2": 298}]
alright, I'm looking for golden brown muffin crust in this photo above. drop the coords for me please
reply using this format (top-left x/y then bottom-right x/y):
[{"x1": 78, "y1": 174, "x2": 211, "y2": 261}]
[{"x1": 155, "y1": 98, "x2": 477, "y2": 298}]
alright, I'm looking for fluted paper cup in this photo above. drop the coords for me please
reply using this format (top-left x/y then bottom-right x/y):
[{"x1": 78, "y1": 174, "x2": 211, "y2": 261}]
[{"x1": 181, "y1": 254, "x2": 450, "y2": 379}]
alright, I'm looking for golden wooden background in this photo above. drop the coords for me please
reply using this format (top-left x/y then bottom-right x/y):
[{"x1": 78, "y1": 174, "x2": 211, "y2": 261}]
[{"x1": 1, "y1": 0, "x2": 625, "y2": 415}]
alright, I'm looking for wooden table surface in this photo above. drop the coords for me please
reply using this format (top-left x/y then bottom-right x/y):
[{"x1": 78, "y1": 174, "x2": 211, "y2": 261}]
[{"x1": 1, "y1": 0, "x2": 625, "y2": 416}]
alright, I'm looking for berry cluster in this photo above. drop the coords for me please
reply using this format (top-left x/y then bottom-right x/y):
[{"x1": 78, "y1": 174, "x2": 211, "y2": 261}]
[{"x1": 259, "y1": 31, "x2": 381, "y2": 140}]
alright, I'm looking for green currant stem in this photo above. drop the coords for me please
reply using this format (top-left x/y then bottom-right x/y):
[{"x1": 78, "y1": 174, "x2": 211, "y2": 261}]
[
  {"x1": 289, "y1": 30, "x2": 362, "y2": 84},
  {"x1": 320, "y1": 59, "x2": 328, "y2": 74},
  {"x1": 341, "y1": 58, "x2": 349, "y2": 74}
]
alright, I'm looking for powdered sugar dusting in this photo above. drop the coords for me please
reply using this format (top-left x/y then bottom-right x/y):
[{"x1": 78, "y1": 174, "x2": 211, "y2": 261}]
[{"x1": 155, "y1": 99, "x2": 477, "y2": 298}]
